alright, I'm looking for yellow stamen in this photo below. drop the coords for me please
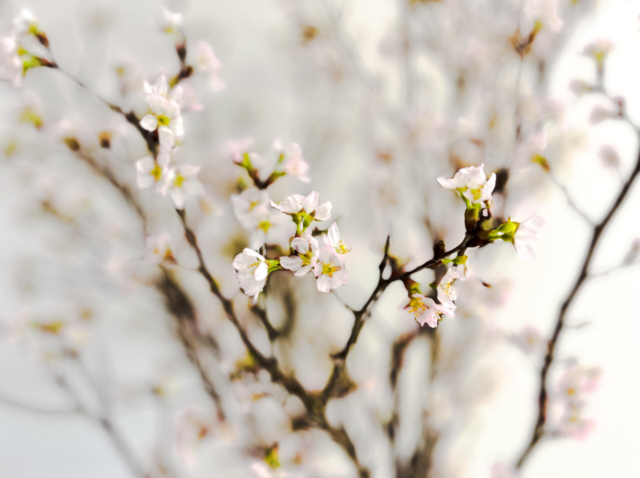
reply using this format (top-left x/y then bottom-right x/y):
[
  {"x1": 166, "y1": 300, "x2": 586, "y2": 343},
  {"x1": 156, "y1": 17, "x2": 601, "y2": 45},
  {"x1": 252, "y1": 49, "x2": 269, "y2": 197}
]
[
  {"x1": 157, "y1": 114, "x2": 170, "y2": 126},
  {"x1": 151, "y1": 164, "x2": 162, "y2": 181},
  {"x1": 258, "y1": 221, "x2": 271, "y2": 233},
  {"x1": 322, "y1": 263, "x2": 340, "y2": 277}
]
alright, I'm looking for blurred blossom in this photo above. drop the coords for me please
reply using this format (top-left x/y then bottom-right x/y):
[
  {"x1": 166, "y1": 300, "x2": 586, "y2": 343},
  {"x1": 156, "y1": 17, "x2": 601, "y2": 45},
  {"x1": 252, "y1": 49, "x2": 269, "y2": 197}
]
[
  {"x1": 173, "y1": 406, "x2": 220, "y2": 467},
  {"x1": 552, "y1": 365, "x2": 602, "y2": 440},
  {"x1": 158, "y1": 8, "x2": 183, "y2": 44},
  {"x1": 232, "y1": 187, "x2": 290, "y2": 249},
  {"x1": 0, "y1": 36, "x2": 23, "y2": 87},
  {"x1": 146, "y1": 233, "x2": 176, "y2": 264},
  {"x1": 508, "y1": 324, "x2": 543, "y2": 355},
  {"x1": 166, "y1": 163, "x2": 204, "y2": 209},
  {"x1": 191, "y1": 40, "x2": 225, "y2": 91}
]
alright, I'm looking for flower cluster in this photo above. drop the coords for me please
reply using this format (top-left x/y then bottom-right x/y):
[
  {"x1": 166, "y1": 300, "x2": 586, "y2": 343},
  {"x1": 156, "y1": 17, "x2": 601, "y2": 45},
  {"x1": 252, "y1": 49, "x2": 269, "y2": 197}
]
[
  {"x1": 399, "y1": 163, "x2": 544, "y2": 329},
  {"x1": 232, "y1": 190, "x2": 348, "y2": 297},
  {"x1": 230, "y1": 138, "x2": 310, "y2": 187},
  {"x1": 136, "y1": 146, "x2": 204, "y2": 209},
  {"x1": 401, "y1": 264, "x2": 468, "y2": 328},
  {"x1": 553, "y1": 365, "x2": 601, "y2": 440},
  {"x1": 229, "y1": 137, "x2": 349, "y2": 298},
  {"x1": 0, "y1": 8, "x2": 53, "y2": 87},
  {"x1": 140, "y1": 74, "x2": 185, "y2": 150}
]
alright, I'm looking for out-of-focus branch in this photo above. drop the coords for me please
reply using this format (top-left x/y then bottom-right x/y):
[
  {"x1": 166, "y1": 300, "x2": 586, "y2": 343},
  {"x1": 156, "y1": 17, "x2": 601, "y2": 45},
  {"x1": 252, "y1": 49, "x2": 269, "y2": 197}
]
[
  {"x1": 515, "y1": 132, "x2": 640, "y2": 468},
  {"x1": 0, "y1": 392, "x2": 78, "y2": 415},
  {"x1": 175, "y1": 208, "x2": 368, "y2": 476},
  {"x1": 55, "y1": 374, "x2": 148, "y2": 478},
  {"x1": 158, "y1": 268, "x2": 226, "y2": 421},
  {"x1": 549, "y1": 173, "x2": 593, "y2": 225}
]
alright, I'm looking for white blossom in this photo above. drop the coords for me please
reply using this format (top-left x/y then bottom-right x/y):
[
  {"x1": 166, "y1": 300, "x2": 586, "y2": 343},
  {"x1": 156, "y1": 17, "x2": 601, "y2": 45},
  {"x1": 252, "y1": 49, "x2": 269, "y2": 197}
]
[
  {"x1": 514, "y1": 215, "x2": 544, "y2": 260},
  {"x1": 402, "y1": 294, "x2": 454, "y2": 328},
  {"x1": 13, "y1": 8, "x2": 38, "y2": 34},
  {"x1": 271, "y1": 191, "x2": 331, "y2": 229},
  {"x1": 323, "y1": 222, "x2": 350, "y2": 254},
  {"x1": 436, "y1": 266, "x2": 466, "y2": 310},
  {"x1": 232, "y1": 187, "x2": 270, "y2": 226},
  {"x1": 192, "y1": 40, "x2": 225, "y2": 91},
  {"x1": 231, "y1": 187, "x2": 288, "y2": 249},
  {"x1": 0, "y1": 36, "x2": 22, "y2": 87},
  {"x1": 280, "y1": 230, "x2": 319, "y2": 276},
  {"x1": 313, "y1": 245, "x2": 348, "y2": 292},
  {"x1": 140, "y1": 77, "x2": 184, "y2": 149},
  {"x1": 228, "y1": 138, "x2": 254, "y2": 164},
  {"x1": 269, "y1": 139, "x2": 310, "y2": 183},
  {"x1": 166, "y1": 164, "x2": 204, "y2": 209},
  {"x1": 173, "y1": 407, "x2": 217, "y2": 467},
  {"x1": 135, "y1": 154, "x2": 170, "y2": 192},
  {"x1": 233, "y1": 249, "x2": 269, "y2": 298},
  {"x1": 146, "y1": 233, "x2": 175, "y2": 263},
  {"x1": 437, "y1": 163, "x2": 496, "y2": 205},
  {"x1": 158, "y1": 8, "x2": 183, "y2": 42}
]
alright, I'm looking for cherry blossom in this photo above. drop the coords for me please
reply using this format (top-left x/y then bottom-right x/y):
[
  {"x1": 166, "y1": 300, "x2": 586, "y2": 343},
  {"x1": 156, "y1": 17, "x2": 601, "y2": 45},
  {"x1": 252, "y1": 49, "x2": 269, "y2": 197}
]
[
  {"x1": 231, "y1": 187, "x2": 287, "y2": 249},
  {"x1": 0, "y1": 36, "x2": 22, "y2": 87},
  {"x1": 158, "y1": 8, "x2": 183, "y2": 43},
  {"x1": 437, "y1": 163, "x2": 497, "y2": 205},
  {"x1": 313, "y1": 246, "x2": 348, "y2": 293},
  {"x1": 140, "y1": 78, "x2": 184, "y2": 149},
  {"x1": 509, "y1": 324, "x2": 543, "y2": 355},
  {"x1": 228, "y1": 138, "x2": 254, "y2": 164},
  {"x1": 514, "y1": 215, "x2": 545, "y2": 260},
  {"x1": 146, "y1": 233, "x2": 175, "y2": 264},
  {"x1": 323, "y1": 222, "x2": 349, "y2": 255},
  {"x1": 552, "y1": 365, "x2": 601, "y2": 440},
  {"x1": 173, "y1": 406, "x2": 216, "y2": 467},
  {"x1": 271, "y1": 191, "x2": 331, "y2": 231},
  {"x1": 436, "y1": 266, "x2": 465, "y2": 310},
  {"x1": 135, "y1": 154, "x2": 170, "y2": 192},
  {"x1": 192, "y1": 40, "x2": 225, "y2": 91},
  {"x1": 165, "y1": 164, "x2": 204, "y2": 209},
  {"x1": 233, "y1": 249, "x2": 269, "y2": 298},
  {"x1": 402, "y1": 294, "x2": 454, "y2": 328},
  {"x1": 269, "y1": 139, "x2": 310, "y2": 183},
  {"x1": 280, "y1": 230, "x2": 319, "y2": 277},
  {"x1": 13, "y1": 8, "x2": 38, "y2": 35}
]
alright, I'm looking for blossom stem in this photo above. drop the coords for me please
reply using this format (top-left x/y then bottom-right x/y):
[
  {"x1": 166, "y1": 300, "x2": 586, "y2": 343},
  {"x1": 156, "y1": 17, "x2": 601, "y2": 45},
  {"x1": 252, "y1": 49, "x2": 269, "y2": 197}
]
[
  {"x1": 175, "y1": 208, "x2": 369, "y2": 476},
  {"x1": 331, "y1": 235, "x2": 468, "y2": 363},
  {"x1": 515, "y1": 131, "x2": 640, "y2": 468}
]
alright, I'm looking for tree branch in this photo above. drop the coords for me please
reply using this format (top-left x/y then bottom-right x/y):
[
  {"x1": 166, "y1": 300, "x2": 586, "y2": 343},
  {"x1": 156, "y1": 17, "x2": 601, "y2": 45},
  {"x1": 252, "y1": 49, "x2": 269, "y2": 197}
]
[{"x1": 515, "y1": 133, "x2": 640, "y2": 468}]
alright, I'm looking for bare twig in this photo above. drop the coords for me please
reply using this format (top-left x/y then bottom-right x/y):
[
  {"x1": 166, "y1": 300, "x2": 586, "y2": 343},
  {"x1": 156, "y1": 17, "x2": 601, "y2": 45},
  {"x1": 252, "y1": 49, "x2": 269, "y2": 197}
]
[{"x1": 515, "y1": 133, "x2": 640, "y2": 468}]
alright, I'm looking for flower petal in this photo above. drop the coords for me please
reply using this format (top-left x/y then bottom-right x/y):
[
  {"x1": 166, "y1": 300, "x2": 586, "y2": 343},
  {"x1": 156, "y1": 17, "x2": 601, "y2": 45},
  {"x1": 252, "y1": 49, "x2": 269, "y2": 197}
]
[{"x1": 140, "y1": 114, "x2": 158, "y2": 131}]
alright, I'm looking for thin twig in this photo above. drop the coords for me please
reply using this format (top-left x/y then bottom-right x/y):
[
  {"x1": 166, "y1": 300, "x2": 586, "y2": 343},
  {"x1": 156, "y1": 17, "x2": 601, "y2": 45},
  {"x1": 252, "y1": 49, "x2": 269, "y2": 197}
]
[
  {"x1": 549, "y1": 173, "x2": 593, "y2": 225},
  {"x1": 515, "y1": 132, "x2": 640, "y2": 468},
  {"x1": 0, "y1": 392, "x2": 78, "y2": 415}
]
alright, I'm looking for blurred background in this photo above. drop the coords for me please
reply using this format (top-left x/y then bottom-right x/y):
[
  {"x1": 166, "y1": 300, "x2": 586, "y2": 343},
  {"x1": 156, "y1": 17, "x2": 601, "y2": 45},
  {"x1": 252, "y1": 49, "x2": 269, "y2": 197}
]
[{"x1": 0, "y1": 0, "x2": 639, "y2": 477}]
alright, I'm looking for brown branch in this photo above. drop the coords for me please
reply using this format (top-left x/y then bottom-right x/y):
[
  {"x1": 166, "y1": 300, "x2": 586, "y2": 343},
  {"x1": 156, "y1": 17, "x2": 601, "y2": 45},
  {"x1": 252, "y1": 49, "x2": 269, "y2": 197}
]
[
  {"x1": 331, "y1": 235, "x2": 470, "y2": 364},
  {"x1": 157, "y1": 268, "x2": 226, "y2": 421},
  {"x1": 515, "y1": 135, "x2": 640, "y2": 468},
  {"x1": 175, "y1": 208, "x2": 368, "y2": 476}
]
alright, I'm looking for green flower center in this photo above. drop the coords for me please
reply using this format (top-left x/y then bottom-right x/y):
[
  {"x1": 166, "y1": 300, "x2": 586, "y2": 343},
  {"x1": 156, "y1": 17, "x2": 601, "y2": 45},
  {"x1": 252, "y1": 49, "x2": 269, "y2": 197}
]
[{"x1": 157, "y1": 114, "x2": 170, "y2": 126}]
